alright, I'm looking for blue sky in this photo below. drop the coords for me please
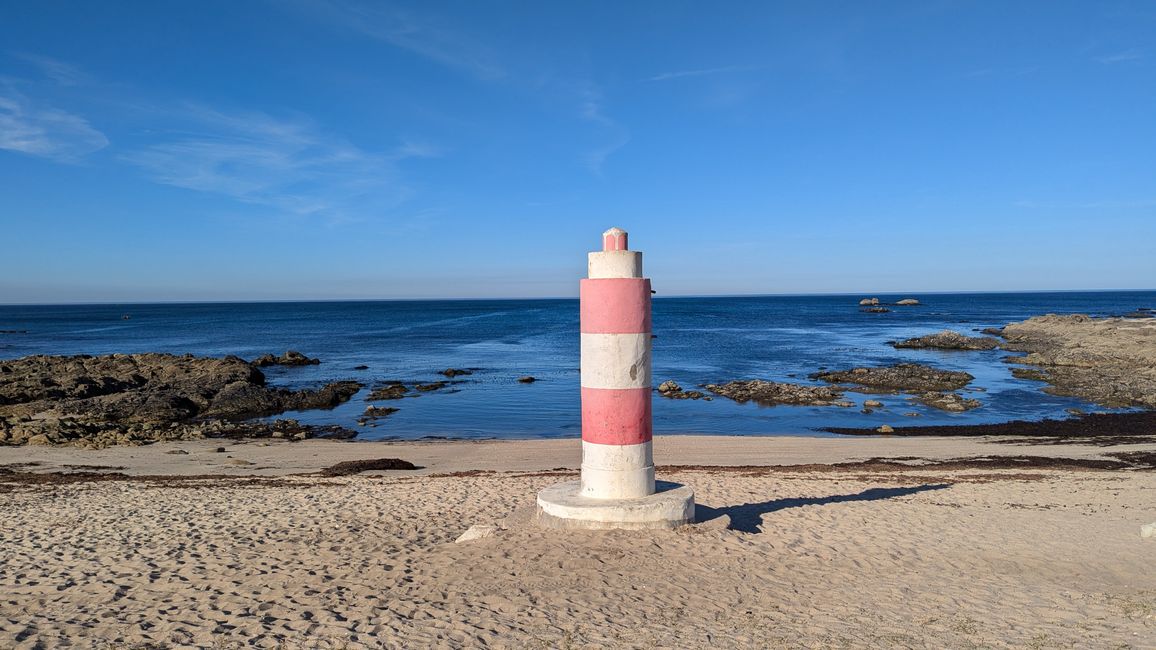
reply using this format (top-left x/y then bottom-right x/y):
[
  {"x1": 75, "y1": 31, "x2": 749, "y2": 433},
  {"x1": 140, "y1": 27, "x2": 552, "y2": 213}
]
[{"x1": 1, "y1": 1, "x2": 1154, "y2": 303}]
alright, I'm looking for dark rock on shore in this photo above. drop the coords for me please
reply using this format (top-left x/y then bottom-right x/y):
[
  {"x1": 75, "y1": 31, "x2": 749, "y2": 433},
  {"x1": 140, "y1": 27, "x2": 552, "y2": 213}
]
[
  {"x1": 705, "y1": 380, "x2": 852, "y2": 407},
  {"x1": 814, "y1": 363, "x2": 974, "y2": 392},
  {"x1": 657, "y1": 380, "x2": 707, "y2": 400},
  {"x1": 892, "y1": 330, "x2": 1000, "y2": 351},
  {"x1": 251, "y1": 350, "x2": 320, "y2": 367},
  {"x1": 319, "y1": 458, "x2": 419, "y2": 476},
  {"x1": 0, "y1": 353, "x2": 362, "y2": 447}
]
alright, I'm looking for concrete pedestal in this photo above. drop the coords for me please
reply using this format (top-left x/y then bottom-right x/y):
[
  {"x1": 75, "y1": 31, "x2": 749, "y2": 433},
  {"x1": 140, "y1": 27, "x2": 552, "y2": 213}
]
[{"x1": 536, "y1": 480, "x2": 695, "y2": 530}]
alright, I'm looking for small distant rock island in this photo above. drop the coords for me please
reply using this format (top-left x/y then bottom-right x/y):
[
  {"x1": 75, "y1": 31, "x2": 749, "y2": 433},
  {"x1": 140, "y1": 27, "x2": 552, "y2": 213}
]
[{"x1": 859, "y1": 297, "x2": 920, "y2": 306}]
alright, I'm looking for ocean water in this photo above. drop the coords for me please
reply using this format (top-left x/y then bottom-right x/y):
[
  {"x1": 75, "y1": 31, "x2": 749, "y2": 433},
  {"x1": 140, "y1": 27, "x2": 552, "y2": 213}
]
[{"x1": 1, "y1": 291, "x2": 1153, "y2": 440}]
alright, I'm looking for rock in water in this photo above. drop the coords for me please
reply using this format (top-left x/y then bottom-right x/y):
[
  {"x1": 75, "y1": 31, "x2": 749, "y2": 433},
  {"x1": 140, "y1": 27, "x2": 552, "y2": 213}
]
[
  {"x1": 915, "y1": 392, "x2": 982, "y2": 412},
  {"x1": 896, "y1": 298, "x2": 920, "y2": 306},
  {"x1": 364, "y1": 405, "x2": 399, "y2": 418},
  {"x1": 441, "y1": 368, "x2": 473, "y2": 377},
  {"x1": 367, "y1": 383, "x2": 408, "y2": 400},
  {"x1": 250, "y1": 350, "x2": 321, "y2": 367},
  {"x1": 517, "y1": 376, "x2": 537, "y2": 383},
  {"x1": 859, "y1": 297, "x2": 880, "y2": 306},
  {"x1": 893, "y1": 330, "x2": 1000, "y2": 351},
  {"x1": 705, "y1": 380, "x2": 851, "y2": 406},
  {"x1": 656, "y1": 380, "x2": 705, "y2": 399},
  {"x1": 814, "y1": 364, "x2": 974, "y2": 392}
]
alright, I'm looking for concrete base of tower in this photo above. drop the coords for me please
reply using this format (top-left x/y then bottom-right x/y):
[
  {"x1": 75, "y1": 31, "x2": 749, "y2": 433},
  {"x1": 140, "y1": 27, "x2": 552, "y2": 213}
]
[{"x1": 536, "y1": 480, "x2": 695, "y2": 530}]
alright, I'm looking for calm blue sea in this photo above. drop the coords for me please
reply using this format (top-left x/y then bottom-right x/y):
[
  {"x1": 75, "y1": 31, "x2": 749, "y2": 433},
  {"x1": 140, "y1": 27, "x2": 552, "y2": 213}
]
[{"x1": 1, "y1": 291, "x2": 1152, "y2": 439}]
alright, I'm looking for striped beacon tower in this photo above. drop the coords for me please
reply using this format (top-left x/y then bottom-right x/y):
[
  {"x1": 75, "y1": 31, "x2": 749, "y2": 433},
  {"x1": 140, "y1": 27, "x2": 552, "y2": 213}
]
[
  {"x1": 580, "y1": 227, "x2": 654, "y2": 498},
  {"x1": 536, "y1": 227, "x2": 694, "y2": 530}
]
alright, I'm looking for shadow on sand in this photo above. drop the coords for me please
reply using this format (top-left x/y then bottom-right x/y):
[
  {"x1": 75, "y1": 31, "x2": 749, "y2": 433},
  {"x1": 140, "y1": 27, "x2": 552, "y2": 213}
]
[{"x1": 696, "y1": 484, "x2": 952, "y2": 533}]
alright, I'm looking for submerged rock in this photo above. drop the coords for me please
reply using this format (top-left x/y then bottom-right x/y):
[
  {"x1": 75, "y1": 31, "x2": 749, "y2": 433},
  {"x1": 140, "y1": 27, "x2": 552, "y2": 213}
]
[
  {"x1": 861, "y1": 306, "x2": 891, "y2": 313},
  {"x1": 517, "y1": 376, "x2": 537, "y2": 383},
  {"x1": 705, "y1": 380, "x2": 851, "y2": 407},
  {"x1": 892, "y1": 330, "x2": 1000, "y2": 351},
  {"x1": 440, "y1": 368, "x2": 473, "y2": 377},
  {"x1": 814, "y1": 363, "x2": 974, "y2": 392}
]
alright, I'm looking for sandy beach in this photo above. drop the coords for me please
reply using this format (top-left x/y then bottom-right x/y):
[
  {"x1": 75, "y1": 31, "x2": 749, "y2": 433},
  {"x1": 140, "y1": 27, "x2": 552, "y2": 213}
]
[{"x1": 3, "y1": 435, "x2": 1154, "y2": 649}]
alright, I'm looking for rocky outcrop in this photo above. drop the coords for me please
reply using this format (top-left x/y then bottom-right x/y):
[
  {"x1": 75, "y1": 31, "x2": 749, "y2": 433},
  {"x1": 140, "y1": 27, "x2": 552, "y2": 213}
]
[
  {"x1": 251, "y1": 350, "x2": 320, "y2": 367},
  {"x1": 892, "y1": 330, "x2": 1000, "y2": 351},
  {"x1": 861, "y1": 307, "x2": 891, "y2": 313},
  {"x1": 705, "y1": 380, "x2": 852, "y2": 407},
  {"x1": 0, "y1": 353, "x2": 362, "y2": 447},
  {"x1": 1000, "y1": 314, "x2": 1156, "y2": 408},
  {"x1": 440, "y1": 368, "x2": 473, "y2": 377},
  {"x1": 896, "y1": 298, "x2": 920, "y2": 306},
  {"x1": 814, "y1": 363, "x2": 974, "y2": 392},
  {"x1": 859, "y1": 298, "x2": 880, "y2": 306}
]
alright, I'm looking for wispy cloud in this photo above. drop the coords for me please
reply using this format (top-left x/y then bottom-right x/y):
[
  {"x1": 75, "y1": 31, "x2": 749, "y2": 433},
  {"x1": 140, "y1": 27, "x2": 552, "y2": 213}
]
[
  {"x1": 1094, "y1": 48, "x2": 1144, "y2": 64},
  {"x1": 122, "y1": 107, "x2": 437, "y2": 221},
  {"x1": 14, "y1": 53, "x2": 91, "y2": 85},
  {"x1": 0, "y1": 89, "x2": 109, "y2": 161},
  {"x1": 645, "y1": 65, "x2": 758, "y2": 82},
  {"x1": 575, "y1": 84, "x2": 629, "y2": 175},
  {"x1": 297, "y1": 0, "x2": 505, "y2": 81}
]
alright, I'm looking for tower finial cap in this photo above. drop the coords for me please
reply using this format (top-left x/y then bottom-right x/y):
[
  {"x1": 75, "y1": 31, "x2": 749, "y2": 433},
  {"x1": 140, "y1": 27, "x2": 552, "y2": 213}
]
[{"x1": 602, "y1": 227, "x2": 628, "y2": 251}]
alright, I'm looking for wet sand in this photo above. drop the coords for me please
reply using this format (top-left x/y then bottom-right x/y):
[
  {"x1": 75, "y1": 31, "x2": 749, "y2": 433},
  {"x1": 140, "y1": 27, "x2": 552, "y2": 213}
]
[{"x1": 2, "y1": 436, "x2": 1155, "y2": 648}]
